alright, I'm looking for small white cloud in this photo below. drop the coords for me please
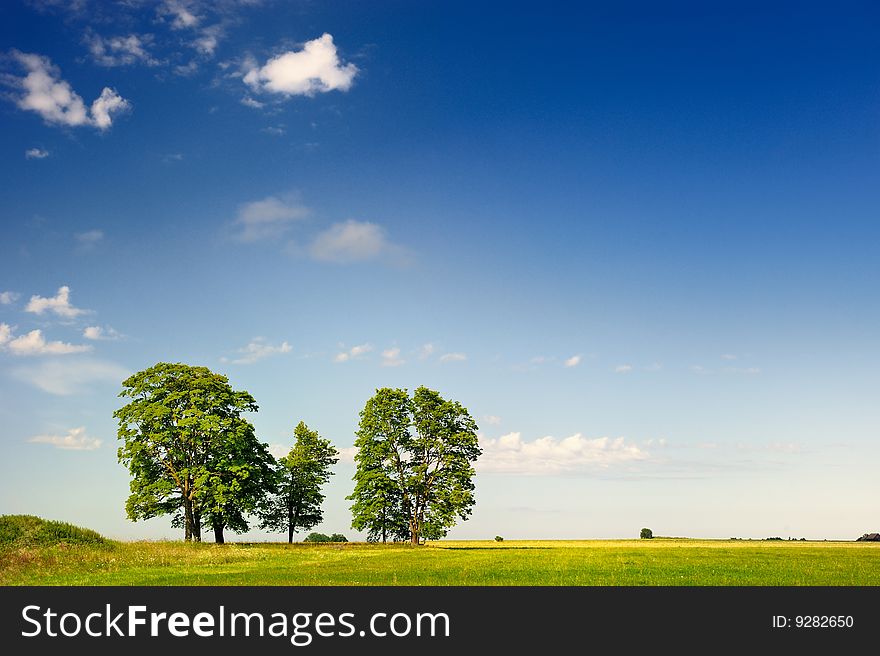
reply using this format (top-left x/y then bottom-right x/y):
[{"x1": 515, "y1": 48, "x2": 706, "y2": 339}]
[
  {"x1": 614, "y1": 364, "x2": 633, "y2": 374},
  {"x1": 7, "y1": 51, "x2": 130, "y2": 130},
  {"x1": 381, "y1": 347, "x2": 405, "y2": 367},
  {"x1": 724, "y1": 367, "x2": 761, "y2": 375},
  {"x1": 82, "y1": 325, "x2": 122, "y2": 341},
  {"x1": 337, "y1": 446, "x2": 358, "y2": 462},
  {"x1": 25, "y1": 286, "x2": 88, "y2": 318},
  {"x1": 530, "y1": 356, "x2": 548, "y2": 364},
  {"x1": 86, "y1": 32, "x2": 158, "y2": 67},
  {"x1": 233, "y1": 194, "x2": 309, "y2": 242},
  {"x1": 28, "y1": 426, "x2": 102, "y2": 451},
  {"x1": 478, "y1": 432, "x2": 647, "y2": 474},
  {"x1": 230, "y1": 337, "x2": 292, "y2": 365},
  {"x1": 243, "y1": 33, "x2": 358, "y2": 97},
  {"x1": 333, "y1": 343, "x2": 373, "y2": 363},
  {"x1": 268, "y1": 443, "x2": 290, "y2": 460},
  {"x1": 3, "y1": 327, "x2": 92, "y2": 356},
  {"x1": 261, "y1": 125, "x2": 285, "y2": 136},
  {"x1": 439, "y1": 352, "x2": 467, "y2": 364},
  {"x1": 484, "y1": 415, "x2": 502, "y2": 425},
  {"x1": 644, "y1": 362, "x2": 662, "y2": 372},
  {"x1": 11, "y1": 357, "x2": 129, "y2": 395},
  {"x1": 418, "y1": 343, "x2": 435, "y2": 360},
  {"x1": 75, "y1": 229, "x2": 104, "y2": 249},
  {"x1": 690, "y1": 365, "x2": 707, "y2": 374},
  {"x1": 161, "y1": 0, "x2": 200, "y2": 29},
  {"x1": 309, "y1": 220, "x2": 406, "y2": 264},
  {"x1": 193, "y1": 25, "x2": 222, "y2": 56},
  {"x1": 240, "y1": 95, "x2": 264, "y2": 109},
  {"x1": 563, "y1": 354, "x2": 582, "y2": 368},
  {"x1": 721, "y1": 354, "x2": 737, "y2": 360},
  {"x1": 0, "y1": 291, "x2": 19, "y2": 305},
  {"x1": 25, "y1": 148, "x2": 49, "y2": 159},
  {"x1": 90, "y1": 87, "x2": 130, "y2": 130}
]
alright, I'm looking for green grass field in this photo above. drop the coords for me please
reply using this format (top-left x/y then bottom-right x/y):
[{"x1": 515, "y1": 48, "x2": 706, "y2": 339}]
[{"x1": 4, "y1": 538, "x2": 879, "y2": 586}]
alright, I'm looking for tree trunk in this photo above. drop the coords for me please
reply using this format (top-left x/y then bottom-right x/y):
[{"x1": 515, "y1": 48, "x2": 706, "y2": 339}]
[
  {"x1": 288, "y1": 525, "x2": 293, "y2": 544},
  {"x1": 192, "y1": 510, "x2": 202, "y2": 542},
  {"x1": 213, "y1": 520, "x2": 225, "y2": 544},
  {"x1": 287, "y1": 497, "x2": 294, "y2": 544},
  {"x1": 183, "y1": 497, "x2": 194, "y2": 542}
]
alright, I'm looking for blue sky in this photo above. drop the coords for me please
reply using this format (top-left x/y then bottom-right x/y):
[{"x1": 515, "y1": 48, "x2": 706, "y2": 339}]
[{"x1": 1, "y1": 0, "x2": 878, "y2": 541}]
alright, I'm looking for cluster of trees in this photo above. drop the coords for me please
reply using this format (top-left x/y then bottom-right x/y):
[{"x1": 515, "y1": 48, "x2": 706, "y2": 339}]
[{"x1": 114, "y1": 363, "x2": 481, "y2": 545}]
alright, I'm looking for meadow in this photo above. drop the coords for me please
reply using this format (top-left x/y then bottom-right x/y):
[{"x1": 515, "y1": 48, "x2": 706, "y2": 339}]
[{"x1": 3, "y1": 537, "x2": 879, "y2": 586}]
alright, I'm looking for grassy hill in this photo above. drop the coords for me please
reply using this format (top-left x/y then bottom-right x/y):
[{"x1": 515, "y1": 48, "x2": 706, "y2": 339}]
[{"x1": 0, "y1": 514, "x2": 109, "y2": 548}]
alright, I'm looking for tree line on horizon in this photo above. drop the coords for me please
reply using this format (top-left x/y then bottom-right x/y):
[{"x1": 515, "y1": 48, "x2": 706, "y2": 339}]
[{"x1": 114, "y1": 362, "x2": 481, "y2": 545}]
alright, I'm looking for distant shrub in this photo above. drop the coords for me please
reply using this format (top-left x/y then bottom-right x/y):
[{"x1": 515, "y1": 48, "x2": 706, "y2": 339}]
[
  {"x1": 329, "y1": 533, "x2": 348, "y2": 543},
  {"x1": 765, "y1": 537, "x2": 783, "y2": 541},
  {"x1": 640, "y1": 528, "x2": 653, "y2": 540},
  {"x1": 495, "y1": 536, "x2": 504, "y2": 542},
  {"x1": 304, "y1": 532, "x2": 331, "y2": 543},
  {"x1": 0, "y1": 515, "x2": 107, "y2": 547}
]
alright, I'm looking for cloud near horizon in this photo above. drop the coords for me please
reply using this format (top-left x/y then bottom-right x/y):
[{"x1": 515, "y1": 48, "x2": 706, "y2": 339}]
[
  {"x1": 28, "y1": 426, "x2": 102, "y2": 451},
  {"x1": 477, "y1": 432, "x2": 647, "y2": 474},
  {"x1": 227, "y1": 337, "x2": 292, "y2": 365},
  {"x1": 11, "y1": 357, "x2": 129, "y2": 395}
]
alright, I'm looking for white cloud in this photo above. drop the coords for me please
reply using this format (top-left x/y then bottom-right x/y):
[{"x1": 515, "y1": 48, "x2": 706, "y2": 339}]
[
  {"x1": 90, "y1": 87, "x2": 130, "y2": 130},
  {"x1": 268, "y1": 443, "x2": 290, "y2": 460},
  {"x1": 484, "y1": 415, "x2": 502, "y2": 425},
  {"x1": 25, "y1": 286, "x2": 89, "y2": 318},
  {"x1": 333, "y1": 343, "x2": 373, "y2": 363},
  {"x1": 614, "y1": 364, "x2": 633, "y2": 374},
  {"x1": 28, "y1": 426, "x2": 102, "y2": 451},
  {"x1": 193, "y1": 25, "x2": 223, "y2": 56},
  {"x1": 240, "y1": 95, "x2": 264, "y2": 109},
  {"x1": 8, "y1": 51, "x2": 130, "y2": 130},
  {"x1": 82, "y1": 325, "x2": 122, "y2": 341},
  {"x1": 230, "y1": 337, "x2": 292, "y2": 364},
  {"x1": 337, "y1": 446, "x2": 358, "y2": 462},
  {"x1": 243, "y1": 33, "x2": 357, "y2": 97},
  {"x1": 721, "y1": 354, "x2": 737, "y2": 360},
  {"x1": 439, "y1": 352, "x2": 467, "y2": 363},
  {"x1": 381, "y1": 347, "x2": 405, "y2": 367},
  {"x1": 4, "y1": 328, "x2": 92, "y2": 356},
  {"x1": 86, "y1": 32, "x2": 158, "y2": 67},
  {"x1": 563, "y1": 354, "x2": 582, "y2": 368},
  {"x1": 161, "y1": 0, "x2": 200, "y2": 29},
  {"x1": 418, "y1": 343, "x2": 435, "y2": 360},
  {"x1": 25, "y1": 148, "x2": 49, "y2": 159},
  {"x1": 477, "y1": 432, "x2": 647, "y2": 475},
  {"x1": 309, "y1": 220, "x2": 405, "y2": 264},
  {"x1": 11, "y1": 357, "x2": 129, "y2": 395},
  {"x1": 75, "y1": 229, "x2": 104, "y2": 249},
  {"x1": 233, "y1": 195, "x2": 309, "y2": 242},
  {"x1": 0, "y1": 291, "x2": 19, "y2": 305}
]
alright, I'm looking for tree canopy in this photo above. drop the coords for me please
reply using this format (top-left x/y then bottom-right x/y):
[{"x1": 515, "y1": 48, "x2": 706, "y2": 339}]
[
  {"x1": 348, "y1": 386, "x2": 481, "y2": 544},
  {"x1": 259, "y1": 421, "x2": 339, "y2": 543},
  {"x1": 114, "y1": 362, "x2": 274, "y2": 542}
]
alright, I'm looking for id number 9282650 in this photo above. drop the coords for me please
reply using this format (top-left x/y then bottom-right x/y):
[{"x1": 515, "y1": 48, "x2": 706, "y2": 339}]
[{"x1": 772, "y1": 615, "x2": 854, "y2": 629}]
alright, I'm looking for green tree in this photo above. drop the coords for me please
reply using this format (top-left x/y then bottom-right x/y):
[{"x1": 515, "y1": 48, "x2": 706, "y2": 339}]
[
  {"x1": 640, "y1": 528, "x2": 653, "y2": 539},
  {"x1": 259, "y1": 421, "x2": 338, "y2": 543},
  {"x1": 114, "y1": 362, "x2": 274, "y2": 542},
  {"x1": 348, "y1": 386, "x2": 481, "y2": 545}
]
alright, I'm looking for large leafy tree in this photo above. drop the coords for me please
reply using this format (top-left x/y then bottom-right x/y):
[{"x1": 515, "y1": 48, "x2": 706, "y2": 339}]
[
  {"x1": 348, "y1": 386, "x2": 481, "y2": 545},
  {"x1": 259, "y1": 421, "x2": 339, "y2": 543},
  {"x1": 114, "y1": 362, "x2": 274, "y2": 543}
]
